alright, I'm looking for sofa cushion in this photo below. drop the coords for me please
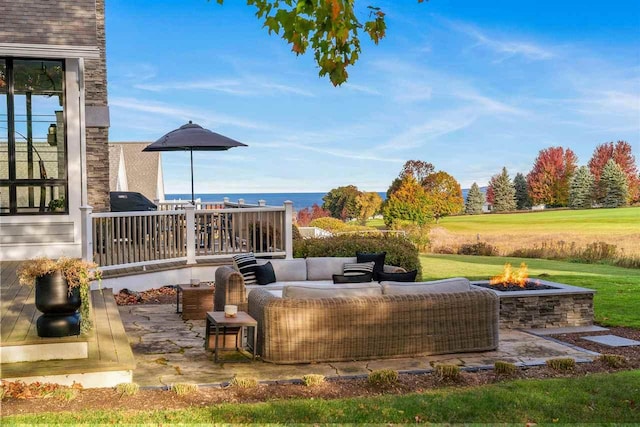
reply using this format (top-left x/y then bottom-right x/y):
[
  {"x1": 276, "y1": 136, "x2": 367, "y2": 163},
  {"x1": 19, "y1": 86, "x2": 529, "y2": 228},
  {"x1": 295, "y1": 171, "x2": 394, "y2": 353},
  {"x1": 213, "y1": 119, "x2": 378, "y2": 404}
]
[
  {"x1": 356, "y1": 251, "x2": 386, "y2": 280},
  {"x1": 381, "y1": 278, "x2": 471, "y2": 295},
  {"x1": 283, "y1": 282, "x2": 382, "y2": 299},
  {"x1": 268, "y1": 259, "x2": 307, "y2": 281},
  {"x1": 254, "y1": 262, "x2": 277, "y2": 285},
  {"x1": 377, "y1": 269, "x2": 418, "y2": 282},
  {"x1": 332, "y1": 273, "x2": 373, "y2": 284},
  {"x1": 232, "y1": 253, "x2": 257, "y2": 285},
  {"x1": 343, "y1": 261, "x2": 375, "y2": 276},
  {"x1": 306, "y1": 257, "x2": 356, "y2": 281}
]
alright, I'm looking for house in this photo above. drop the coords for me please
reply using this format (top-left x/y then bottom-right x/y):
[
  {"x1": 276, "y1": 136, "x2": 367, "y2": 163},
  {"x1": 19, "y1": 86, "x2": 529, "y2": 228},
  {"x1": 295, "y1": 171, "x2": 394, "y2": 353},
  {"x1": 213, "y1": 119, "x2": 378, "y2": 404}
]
[
  {"x1": 108, "y1": 142, "x2": 165, "y2": 202},
  {"x1": 0, "y1": 0, "x2": 110, "y2": 261}
]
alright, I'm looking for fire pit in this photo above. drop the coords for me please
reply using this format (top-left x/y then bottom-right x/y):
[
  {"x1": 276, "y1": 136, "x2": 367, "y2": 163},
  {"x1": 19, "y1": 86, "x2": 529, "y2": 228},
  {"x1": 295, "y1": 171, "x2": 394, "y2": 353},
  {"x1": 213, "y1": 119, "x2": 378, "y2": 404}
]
[{"x1": 471, "y1": 263, "x2": 596, "y2": 329}]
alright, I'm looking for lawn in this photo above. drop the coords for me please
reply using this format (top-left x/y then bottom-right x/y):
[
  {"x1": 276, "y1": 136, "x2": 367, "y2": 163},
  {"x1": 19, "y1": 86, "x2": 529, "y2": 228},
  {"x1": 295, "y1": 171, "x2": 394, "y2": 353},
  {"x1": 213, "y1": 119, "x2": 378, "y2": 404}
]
[
  {"x1": 4, "y1": 371, "x2": 639, "y2": 424},
  {"x1": 420, "y1": 253, "x2": 640, "y2": 328}
]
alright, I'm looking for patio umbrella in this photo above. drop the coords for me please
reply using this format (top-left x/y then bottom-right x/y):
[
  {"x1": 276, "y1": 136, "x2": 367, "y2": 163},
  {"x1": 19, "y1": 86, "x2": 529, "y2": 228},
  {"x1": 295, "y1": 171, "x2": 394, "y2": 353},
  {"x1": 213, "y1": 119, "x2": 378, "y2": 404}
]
[{"x1": 143, "y1": 121, "x2": 247, "y2": 204}]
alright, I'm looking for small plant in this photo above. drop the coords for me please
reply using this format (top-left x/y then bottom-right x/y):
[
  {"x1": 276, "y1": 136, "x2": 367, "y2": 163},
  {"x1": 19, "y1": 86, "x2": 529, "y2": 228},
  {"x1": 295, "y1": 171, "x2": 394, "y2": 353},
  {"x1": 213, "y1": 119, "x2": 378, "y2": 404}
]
[
  {"x1": 494, "y1": 361, "x2": 517, "y2": 376},
  {"x1": 48, "y1": 197, "x2": 66, "y2": 212},
  {"x1": 229, "y1": 377, "x2": 258, "y2": 388},
  {"x1": 458, "y1": 242, "x2": 497, "y2": 256},
  {"x1": 301, "y1": 374, "x2": 325, "y2": 387},
  {"x1": 51, "y1": 388, "x2": 78, "y2": 401},
  {"x1": 170, "y1": 383, "x2": 199, "y2": 396},
  {"x1": 546, "y1": 358, "x2": 576, "y2": 372},
  {"x1": 17, "y1": 257, "x2": 102, "y2": 333},
  {"x1": 115, "y1": 382, "x2": 140, "y2": 396},
  {"x1": 367, "y1": 369, "x2": 398, "y2": 387},
  {"x1": 434, "y1": 364, "x2": 461, "y2": 381},
  {"x1": 597, "y1": 354, "x2": 627, "y2": 368}
]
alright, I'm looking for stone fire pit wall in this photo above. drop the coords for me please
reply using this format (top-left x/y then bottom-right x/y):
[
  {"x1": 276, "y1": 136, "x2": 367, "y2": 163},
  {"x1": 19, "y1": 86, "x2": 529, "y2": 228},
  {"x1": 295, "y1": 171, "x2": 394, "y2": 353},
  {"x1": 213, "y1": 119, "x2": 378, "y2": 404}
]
[{"x1": 471, "y1": 280, "x2": 595, "y2": 329}]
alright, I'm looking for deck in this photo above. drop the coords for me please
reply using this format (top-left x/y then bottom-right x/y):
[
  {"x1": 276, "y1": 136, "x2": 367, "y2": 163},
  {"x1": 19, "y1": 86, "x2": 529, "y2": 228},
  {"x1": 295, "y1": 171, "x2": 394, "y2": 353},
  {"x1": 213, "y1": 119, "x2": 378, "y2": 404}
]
[{"x1": 1, "y1": 261, "x2": 135, "y2": 387}]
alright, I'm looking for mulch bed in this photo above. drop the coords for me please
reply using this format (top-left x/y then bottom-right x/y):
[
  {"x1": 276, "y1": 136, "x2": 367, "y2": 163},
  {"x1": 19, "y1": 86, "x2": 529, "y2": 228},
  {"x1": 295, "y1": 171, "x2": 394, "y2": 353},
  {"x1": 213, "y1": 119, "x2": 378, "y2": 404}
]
[{"x1": 3, "y1": 288, "x2": 638, "y2": 416}]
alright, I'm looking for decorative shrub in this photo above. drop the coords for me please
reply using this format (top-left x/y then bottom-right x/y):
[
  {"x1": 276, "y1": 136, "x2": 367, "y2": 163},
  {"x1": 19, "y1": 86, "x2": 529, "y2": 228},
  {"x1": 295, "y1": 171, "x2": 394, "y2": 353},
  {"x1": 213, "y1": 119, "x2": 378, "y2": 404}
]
[
  {"x1": 229, "y1": 377, "x2": 258, "y2": 388},
  {"x1": 434, "y1": 364, "x2": 461, "y2": 381},
  {"x1": 301, "y1": 374, "x2": 325, "y2": 387},
  {"x1": 293, "y1": 234, "x2": 421, "y2": 278},
  {"x1": 458, "y1": 242, "x2": 498, "y2": 256},
  {"x1": 597, "y1": 354, "x2": 627, "y2": 368},
  {"x1": 115, "y1": 382, "x2": 139, "y2": 396},
  {"x1": 546, "y1": 358, "x2": 576, "y2": 372},
  {"x1": 367, "y1": 369, "x2": 398, "y2": 387},
  {"x1": 170, "y1": 383, "x2": 199, "y2": 395},
  {"x1": 309, "y1": 217, "x2": 372, "y2": 233},
  {"x1": 494, "y1": 361, "x2": 517, "y2": 375}
]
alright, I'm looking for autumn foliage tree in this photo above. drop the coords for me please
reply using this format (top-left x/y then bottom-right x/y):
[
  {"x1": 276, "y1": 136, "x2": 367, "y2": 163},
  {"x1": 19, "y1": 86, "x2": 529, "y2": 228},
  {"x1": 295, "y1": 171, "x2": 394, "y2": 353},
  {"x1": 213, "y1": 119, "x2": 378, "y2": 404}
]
[
  {"x1": 526, "y1": 147, "x2": 578, "y2": 207},
  {"x1": 422, "y1": 171, "x2": 463, "y2": 223},
  {"x1": 382, "y1": 175, "x2": 432, "y2": 227},
  {"x1": 588, "y1": 141, "x2": 639, "y2": 203},
  {"x1": 295, "y1": 203, "x2": 329, "y2": 226},
  {"x1": 322, "y1": 185, "x2": 362, "y2": 220},
  {"x1": 355, "y1": 191, "x2": 383, "y2": 225}
]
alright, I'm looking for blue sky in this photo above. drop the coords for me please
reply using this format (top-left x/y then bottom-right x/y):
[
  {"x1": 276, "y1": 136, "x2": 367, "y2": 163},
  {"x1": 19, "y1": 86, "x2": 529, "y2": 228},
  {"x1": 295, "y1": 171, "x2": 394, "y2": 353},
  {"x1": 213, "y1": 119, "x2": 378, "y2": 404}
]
[{"x1": 106, "y1": 0, "x2": 640, "y2": 194}]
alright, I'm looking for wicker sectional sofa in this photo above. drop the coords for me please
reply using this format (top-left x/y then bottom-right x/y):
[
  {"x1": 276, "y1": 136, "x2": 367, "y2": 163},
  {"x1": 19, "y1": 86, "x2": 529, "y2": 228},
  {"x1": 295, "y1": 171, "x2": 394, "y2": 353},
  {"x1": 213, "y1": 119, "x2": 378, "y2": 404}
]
[{"x1": 248, "y1": 284, "x2": 499, "y2": 364}]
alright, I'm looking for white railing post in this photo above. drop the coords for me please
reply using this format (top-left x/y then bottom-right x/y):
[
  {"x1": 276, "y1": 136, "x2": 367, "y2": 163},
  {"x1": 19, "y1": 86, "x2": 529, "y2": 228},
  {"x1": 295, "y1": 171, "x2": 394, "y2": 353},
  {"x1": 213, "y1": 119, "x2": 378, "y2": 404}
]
[
  {"x1": 238, "y1": 198, "x2": 245, "y2": 206},
  {"x1": 258, "y1": 199, "x2": 266, "y2": 207},
  {"x1": 80, "y1": 205, "x2": 93, "y2": 262},
  {"x1": 284, "y1": 200, "x2": 293, "y2": 259},
  {"x1": 185, "y1": 204, "x2": 196, "y2": 264}
]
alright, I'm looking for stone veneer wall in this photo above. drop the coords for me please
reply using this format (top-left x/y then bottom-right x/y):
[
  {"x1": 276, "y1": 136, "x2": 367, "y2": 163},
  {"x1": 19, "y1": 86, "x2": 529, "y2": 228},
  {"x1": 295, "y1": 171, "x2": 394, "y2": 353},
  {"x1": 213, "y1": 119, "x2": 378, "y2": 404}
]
[
  {"x1": 499, "y1": 294, "x2": 594, "y2": 329},
  {"x1": 84, "y1": 0, "x2": 110, "y2": 212}
]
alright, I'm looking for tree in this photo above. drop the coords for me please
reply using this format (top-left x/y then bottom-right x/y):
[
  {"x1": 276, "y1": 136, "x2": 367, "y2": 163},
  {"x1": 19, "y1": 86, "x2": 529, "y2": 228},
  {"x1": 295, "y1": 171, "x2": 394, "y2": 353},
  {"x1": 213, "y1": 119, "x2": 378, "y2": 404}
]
[
  {"x1": 513, "y1": 173, "x2": 531, "y2": 210},
  {"x1": 588, "y1": 141, "x2": 639, "y2": 203},
  {"x1": 215, "y1": 0, "x2": 427, "y2": 86},
  {"x1": 569, "y1": 166, "x2": 595, "y2": 209},
  {"x1": 355, "y1": 191, "x2": 382, "y2": 225},
  {"x1": 422, "y1": 171, "x2": 463, "y2": 223},
  {"x1": 382, "y1": 175, "x2": 432, "y2": 227},
  {"x1": 526, "y1": 146, "x2": 578, "y2": 207},
  {"x1": 295, "y1": 203, "x2": 329, "y2": 226},
  {"x1": 322, "y1": 185, "x2": 362, "y2": 220},
  {"x1": 387, "y1": 160, "x2": 435, "y2": 198},
  {"x1": 465, "y1": 182, "x2": 485, "y2": 215},
  {"x1": 599, "y1": 159, "x2": 629, "y2": 208},
  {"x1": 490, "y1": 167, "x2": 516, "y2": 212}
]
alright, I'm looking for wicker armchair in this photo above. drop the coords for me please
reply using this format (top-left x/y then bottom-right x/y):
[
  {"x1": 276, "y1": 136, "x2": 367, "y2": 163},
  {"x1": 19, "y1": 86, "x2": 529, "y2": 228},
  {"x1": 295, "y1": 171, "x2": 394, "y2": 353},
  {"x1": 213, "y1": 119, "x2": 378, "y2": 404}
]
[
  {"x1": 248, "y1": 288, "x2": 499, "y2": 364},
  {"x1": 214, "y1": 266, "x2": 248, "y2": 312}
]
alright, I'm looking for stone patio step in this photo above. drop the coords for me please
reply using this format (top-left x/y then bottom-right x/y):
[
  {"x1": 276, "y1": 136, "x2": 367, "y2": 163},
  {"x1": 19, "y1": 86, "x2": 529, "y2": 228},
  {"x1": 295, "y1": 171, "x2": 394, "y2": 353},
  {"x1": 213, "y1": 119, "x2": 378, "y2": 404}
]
[
  {"x1": 524, "y1": 325, "x2": 609, "y2": 336},
  {"x1": 581, "y1": 335, "x2": 640, "y2": 347}
]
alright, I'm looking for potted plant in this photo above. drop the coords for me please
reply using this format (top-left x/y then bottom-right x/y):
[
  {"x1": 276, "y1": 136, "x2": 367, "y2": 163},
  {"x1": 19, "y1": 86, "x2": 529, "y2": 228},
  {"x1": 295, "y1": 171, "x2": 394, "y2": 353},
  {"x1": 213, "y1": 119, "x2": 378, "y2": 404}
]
[
  {"x1": 18, "y1": 257, "x2": 101, "y2": 337},
  {"x1": 48, "y1": 197, "x2": 66, "y2": 212}
]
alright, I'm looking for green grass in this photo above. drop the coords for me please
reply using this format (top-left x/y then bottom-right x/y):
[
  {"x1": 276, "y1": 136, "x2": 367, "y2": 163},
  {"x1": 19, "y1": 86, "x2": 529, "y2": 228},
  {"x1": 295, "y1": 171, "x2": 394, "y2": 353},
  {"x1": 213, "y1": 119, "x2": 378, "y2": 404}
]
[
  {"x1": 438, "y1": 206, "x2": 640, "y2": 235},
  {"x1": 420, "y1": 253, "x2": 640, "y2": 328},
  {"x1": 4, "y1": 371, "x2": 639, "y2": 424}
]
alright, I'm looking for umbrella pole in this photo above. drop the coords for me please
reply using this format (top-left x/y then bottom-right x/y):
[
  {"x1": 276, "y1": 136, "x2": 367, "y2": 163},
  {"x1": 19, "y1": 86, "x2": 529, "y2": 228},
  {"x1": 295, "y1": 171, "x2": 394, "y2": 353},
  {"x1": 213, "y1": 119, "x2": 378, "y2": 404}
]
[{"x1": 190, "y1": 149, "x2": 195, "y2": 205}]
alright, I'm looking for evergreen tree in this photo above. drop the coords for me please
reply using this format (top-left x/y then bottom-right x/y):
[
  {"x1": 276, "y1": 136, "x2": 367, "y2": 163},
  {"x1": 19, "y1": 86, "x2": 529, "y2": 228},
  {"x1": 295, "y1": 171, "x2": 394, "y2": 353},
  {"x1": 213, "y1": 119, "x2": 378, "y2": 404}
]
[
  {"x1": 600, "y1": 159, "x2": 629, "y2": 208},
  {"x1": 569, "y1": 166, "x2": 595, "y2": 209},
  {"x1": 513, "y1": 173, "x2": 531, "y2": 210},
  {"x1": 465, "y1": 182, "x2": 485, "y2": 215},
  {"x1": 491, "y1": 167, "x2": 516, "y2": 212}
]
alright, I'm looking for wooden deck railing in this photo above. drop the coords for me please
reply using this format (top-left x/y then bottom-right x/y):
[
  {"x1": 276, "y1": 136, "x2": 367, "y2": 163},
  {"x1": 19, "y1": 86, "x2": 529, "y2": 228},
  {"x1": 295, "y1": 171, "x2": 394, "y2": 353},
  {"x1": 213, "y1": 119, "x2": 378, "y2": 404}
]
[{"x1": 83, "y1": 202, "x2": 293, "y2": 269}]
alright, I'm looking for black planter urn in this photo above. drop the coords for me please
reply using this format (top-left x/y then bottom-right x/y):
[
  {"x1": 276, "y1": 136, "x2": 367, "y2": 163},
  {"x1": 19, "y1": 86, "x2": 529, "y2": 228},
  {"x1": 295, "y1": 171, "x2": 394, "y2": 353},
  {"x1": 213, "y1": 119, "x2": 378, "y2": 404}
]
[{"x1": 34, "y1": 271, "x2": 81, "y2": 337}]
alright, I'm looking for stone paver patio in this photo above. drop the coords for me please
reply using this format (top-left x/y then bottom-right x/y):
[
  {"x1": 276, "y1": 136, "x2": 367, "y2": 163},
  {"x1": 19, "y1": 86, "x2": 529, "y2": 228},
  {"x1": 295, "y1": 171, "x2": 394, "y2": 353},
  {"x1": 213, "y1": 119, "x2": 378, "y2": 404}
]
[{"x1": 119, "y1": 304, "x2": 599, "y2": 388}]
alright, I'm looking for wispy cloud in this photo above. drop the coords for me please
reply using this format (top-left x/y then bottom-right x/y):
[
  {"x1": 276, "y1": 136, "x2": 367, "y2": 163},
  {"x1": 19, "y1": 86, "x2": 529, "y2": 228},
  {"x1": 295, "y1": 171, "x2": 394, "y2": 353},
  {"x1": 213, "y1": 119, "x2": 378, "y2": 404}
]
[
  {"x1": 445, "y1": 19, "x2": 554, "y2": 61},
  {"x1": 134, "y1": 77, "x2": 314, "y2": 97},
  {"x1": 110, "y1": 97, "x2": 269, "y2": 130}
]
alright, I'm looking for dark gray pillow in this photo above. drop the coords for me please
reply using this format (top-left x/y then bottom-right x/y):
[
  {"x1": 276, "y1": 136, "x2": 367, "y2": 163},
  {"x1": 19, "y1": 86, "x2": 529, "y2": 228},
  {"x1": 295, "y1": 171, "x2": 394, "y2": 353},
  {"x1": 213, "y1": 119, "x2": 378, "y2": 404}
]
[
  {"x1": 333, "y1": 273, "x2": 373, "y2": 284},
  {"x1": 253, "y1": 262, "x2": 276, "y2": 285},
  {"x1": 377, "y1": 270, "x2": 418, "y2": 282},
  {"x1": 356, "y1": 251, "x2": 386, "y2": 280}
]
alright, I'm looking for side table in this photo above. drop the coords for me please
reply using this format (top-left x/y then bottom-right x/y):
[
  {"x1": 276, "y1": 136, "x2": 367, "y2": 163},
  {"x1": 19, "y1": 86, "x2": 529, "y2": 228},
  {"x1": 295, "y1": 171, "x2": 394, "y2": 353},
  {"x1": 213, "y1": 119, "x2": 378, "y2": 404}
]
[
  {"x1": 176, "y1": 283, "x2": 214, "y2": 320},
  {"x1": 205, "y1": 311, "x2": 257, "y2": 363}
]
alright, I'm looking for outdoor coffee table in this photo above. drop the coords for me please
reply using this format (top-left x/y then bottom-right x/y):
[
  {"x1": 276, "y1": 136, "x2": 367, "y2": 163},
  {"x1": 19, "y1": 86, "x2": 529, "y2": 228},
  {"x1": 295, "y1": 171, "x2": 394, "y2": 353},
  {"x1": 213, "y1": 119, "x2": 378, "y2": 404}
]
[{"x1": 205, "y1": 311, "x2": 257, "y2": 363}]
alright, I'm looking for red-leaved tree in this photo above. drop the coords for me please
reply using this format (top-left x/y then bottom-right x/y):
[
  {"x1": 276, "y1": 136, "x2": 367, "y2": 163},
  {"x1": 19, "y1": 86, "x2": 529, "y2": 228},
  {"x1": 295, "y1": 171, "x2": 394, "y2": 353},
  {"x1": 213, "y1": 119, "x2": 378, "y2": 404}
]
[
  {"x1": 526, "y1": 146, "x2": 578, "y2": 207},
  {"x1": 588, "y1": 141, "x2": 639, "y2": 203},
  {"x1": 295, "y1": 203, "x2": 330, "y2": 226}
]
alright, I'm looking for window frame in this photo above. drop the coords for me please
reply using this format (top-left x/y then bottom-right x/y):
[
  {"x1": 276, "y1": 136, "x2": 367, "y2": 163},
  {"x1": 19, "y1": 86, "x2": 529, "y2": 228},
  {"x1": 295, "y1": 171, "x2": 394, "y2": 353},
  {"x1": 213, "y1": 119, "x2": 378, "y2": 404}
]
[{"x1": 0, "y1": 57, "x2": 69, "y2": 216}]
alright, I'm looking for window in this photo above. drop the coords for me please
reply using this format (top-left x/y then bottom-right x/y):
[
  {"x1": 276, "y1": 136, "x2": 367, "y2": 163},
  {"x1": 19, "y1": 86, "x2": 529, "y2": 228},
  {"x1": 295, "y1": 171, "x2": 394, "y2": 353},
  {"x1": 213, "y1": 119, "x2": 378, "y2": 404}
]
[{"x1": 0, "y1": 58, "x2": 67, "y2": 215}]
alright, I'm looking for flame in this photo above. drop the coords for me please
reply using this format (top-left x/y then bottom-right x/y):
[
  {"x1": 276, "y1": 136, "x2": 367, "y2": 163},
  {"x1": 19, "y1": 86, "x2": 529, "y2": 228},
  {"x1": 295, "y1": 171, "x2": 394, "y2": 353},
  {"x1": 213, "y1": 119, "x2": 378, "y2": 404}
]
[{"x1": 490, "y1": 262, "x2": 529, "y2": 287}]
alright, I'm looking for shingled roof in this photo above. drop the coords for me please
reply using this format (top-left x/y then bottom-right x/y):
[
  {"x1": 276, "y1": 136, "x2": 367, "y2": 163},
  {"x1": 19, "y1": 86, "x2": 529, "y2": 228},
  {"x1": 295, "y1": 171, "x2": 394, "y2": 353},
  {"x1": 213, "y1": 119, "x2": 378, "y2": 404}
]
[{"x1": 108, "y1": 142, "x2": 164, "y2": 201}]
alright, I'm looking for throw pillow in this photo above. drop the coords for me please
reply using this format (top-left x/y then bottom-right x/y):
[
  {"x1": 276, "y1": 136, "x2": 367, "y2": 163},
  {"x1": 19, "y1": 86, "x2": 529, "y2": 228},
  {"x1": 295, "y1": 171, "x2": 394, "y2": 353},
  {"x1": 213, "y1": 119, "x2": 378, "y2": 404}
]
[
  {"x1": 376, "y1": 270, "x2": 418, "y2": 282},
  {"x1": 356, "y1": 251, "x2": 386, "y2": 279},
  {"x1": 332, "y1": 272, "x2": 373, "y2": 284},
  {"x1": 253, "y1": 262, "x2": 277, "y2": 285},
  {"x1": 342, "y1": 261, "x2": 375, "y2": 276},
  {"x1": 232, "y1": 252, "x2": 257, "y2": 285}
]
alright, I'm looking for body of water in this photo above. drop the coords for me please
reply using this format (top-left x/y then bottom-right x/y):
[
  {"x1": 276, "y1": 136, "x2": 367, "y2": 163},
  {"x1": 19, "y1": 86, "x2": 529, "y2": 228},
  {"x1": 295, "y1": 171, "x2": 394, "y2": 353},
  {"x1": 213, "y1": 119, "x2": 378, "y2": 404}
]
[{"x1": 165, "y1": 192, "x2": 387, "y2": 211}]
